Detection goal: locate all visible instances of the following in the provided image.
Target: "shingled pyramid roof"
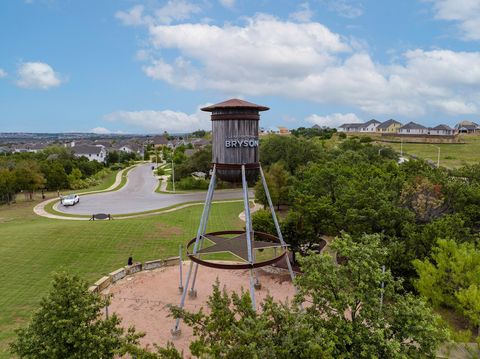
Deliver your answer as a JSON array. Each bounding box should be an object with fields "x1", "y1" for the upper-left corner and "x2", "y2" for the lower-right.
[{"x1": 201, "y1": 98, "x2": 269, "y2": 112}]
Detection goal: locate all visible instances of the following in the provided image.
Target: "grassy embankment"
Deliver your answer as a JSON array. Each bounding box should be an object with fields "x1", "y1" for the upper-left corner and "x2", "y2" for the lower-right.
[
  {"x1": 335, "y1": 133, "x2": 480, "y2": 168},
  {"x1": 0, "y1": 194, "x2": 244, "y2": 358}
]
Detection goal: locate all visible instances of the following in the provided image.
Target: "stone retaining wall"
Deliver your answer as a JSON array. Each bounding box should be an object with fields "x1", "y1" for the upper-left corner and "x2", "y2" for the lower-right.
[{"x1": 89, "y1": 256, "x2": 180, "y2": 294}]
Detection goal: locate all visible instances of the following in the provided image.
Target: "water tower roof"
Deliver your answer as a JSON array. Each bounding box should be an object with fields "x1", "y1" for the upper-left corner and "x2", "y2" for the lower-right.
[{"x1": 201, "y1": 98, "x2": 269, "y2": 112}]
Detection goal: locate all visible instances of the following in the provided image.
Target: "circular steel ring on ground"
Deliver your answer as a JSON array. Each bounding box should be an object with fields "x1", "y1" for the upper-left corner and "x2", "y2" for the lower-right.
[{"x1": 186, "y1": 230, "x2": 287, "y2": 270}]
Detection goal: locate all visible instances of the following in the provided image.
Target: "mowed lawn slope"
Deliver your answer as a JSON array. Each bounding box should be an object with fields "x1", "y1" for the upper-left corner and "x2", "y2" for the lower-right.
[
  {"x1": 380, "y1": 134, "x2": 480, "y2": 168},
  {"x1": 0, "y1": 200, "x2": 244, "y2": 358}
]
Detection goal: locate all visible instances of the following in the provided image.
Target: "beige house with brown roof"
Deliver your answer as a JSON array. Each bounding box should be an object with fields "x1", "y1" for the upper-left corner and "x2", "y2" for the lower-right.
[{"x1": 376, "y1": 119, "x2": 402, "y2": 133}]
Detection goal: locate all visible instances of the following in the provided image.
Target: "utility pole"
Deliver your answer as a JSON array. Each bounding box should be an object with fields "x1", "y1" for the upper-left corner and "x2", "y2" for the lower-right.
[
  {"x1": 400, "y1": 139, "x2": 403, "y2": 156},
  {"x1": 431, "y1": 145, "x2": 440, "y2": 168},
  {"x1": 171, "y1": 147, "x2": 175, "y2": 193}
]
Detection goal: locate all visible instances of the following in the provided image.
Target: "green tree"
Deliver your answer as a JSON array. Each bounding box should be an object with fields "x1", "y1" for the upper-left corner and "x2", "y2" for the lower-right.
[
  {"x1": 67, "y1": 168, "x2": 83, "y2": 189},
  {"x1": 42, "y1": 161, "x2": 69, "y2": 190},
  {"x1": 252, "y1": 209, "x2": 276, "y2": 235},
  {"x1": 260, "y1": 135, "x2": 323, "y2": 173},
  {"x1": 106, "y1": 151, "x2": 120, "y2": 166},
  {"x1": 10, "y1": 272, "x2": 145, "y2": 359},
  {"x1": 414, "y1": 239, "x2": 480, "y2": 332},
  {"x1": 254, "y1": 162, "x2": 291, "y2": 209},
  {"x1": 14, "y1": 161, "x2": 45, "y2": 200},
  {"x1": 297, "y1": 233, "x2": 448, "y2": 358},
  {"x1": 456, "y1": 285, "x2": 480, "y2": 336},
  {"x1": 168, "y1": 234, "x2": 447, "y2": 358},
  {"x1": 0, "y1": 167, "x2": 16, "y2": 204},
  {"x1": 170, "y1": 281, "x2": 336, "y2": 358}
]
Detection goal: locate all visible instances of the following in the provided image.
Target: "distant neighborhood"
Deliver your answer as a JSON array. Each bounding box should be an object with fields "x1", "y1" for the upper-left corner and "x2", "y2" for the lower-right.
[
  {"x1": 337, "y1": 119, "x2": 479, "y2": 136},
  {"x1": 0, "y1": 126, "x2": 294, "y2": 161},
  {"x1": 0, "y1": 135, "x2": 211, "y2": 162}
]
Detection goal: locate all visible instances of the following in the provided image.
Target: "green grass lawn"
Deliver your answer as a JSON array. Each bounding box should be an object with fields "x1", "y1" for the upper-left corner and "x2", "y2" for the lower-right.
[
  {"x1": 0, "y1": 199, "x2": 244, "y2": 358},
  {"x1": 335, "y1": 133, "x2": 480, "y2": 168},
  {"x1": 382, "y1": 134, "x2": 480, "y2": 168}
]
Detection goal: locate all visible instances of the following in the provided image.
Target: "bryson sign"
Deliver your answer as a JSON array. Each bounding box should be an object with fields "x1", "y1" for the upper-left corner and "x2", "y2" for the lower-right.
[{"x1": 225, "y1": 137, "x2": 259, "y2": 148}]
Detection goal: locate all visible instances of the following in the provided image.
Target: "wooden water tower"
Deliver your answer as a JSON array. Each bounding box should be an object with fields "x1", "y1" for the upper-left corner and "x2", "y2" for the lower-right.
[
  {"x1": 172, "y1": 99, "x2": 296, "y2": 337},
  {"x1": 201, "y1": 99, "x2": 269, "y2": 182}
]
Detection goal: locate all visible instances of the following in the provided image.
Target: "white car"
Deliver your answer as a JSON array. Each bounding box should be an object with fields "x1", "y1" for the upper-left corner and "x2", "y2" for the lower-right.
[{"x1": 61, "y1": 194, "x2": 80, "y2": 206}]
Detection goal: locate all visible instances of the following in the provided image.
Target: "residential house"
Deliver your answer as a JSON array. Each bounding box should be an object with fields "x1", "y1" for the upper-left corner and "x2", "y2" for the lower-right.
[
  {"x1": 152, "y1": 135, "x2": 169, "y2": 147},
  {"x1": 359, "y1": 119, "x2": 381, "y2": 132},
  {"x1": 116, "y1": 142, "x2": 144, "y2": 157},
  {"x1": 398, "y1": 122, "x2": 428, "y2": 135},
  {"x1": 72, "y1": 145, "x2": 107, "y2": 163},
  {"x1": 13, "y1": 143, "x2": 47, "y2": 153},
  {"x1": 455, "y1": 121, "x2": 479, "y2": 133},
  {"x1": 376, "y1": 119, "x2": 402, "y2": 133},
  {"x1": 191, "y1": 138, "x2": 210, "y2": 148},
  {"x1": 338, "y1": 123, "x2": 362, "y2": 132},
  {"x1": 0, "y1": 146, "x2": 11, "y2": 154},
  {"x1": 429, "y1": 124, "x2": 455, "y2": 136},
  {"x1": 338, "y1": 120, "x2": 380, "y2": 133}
]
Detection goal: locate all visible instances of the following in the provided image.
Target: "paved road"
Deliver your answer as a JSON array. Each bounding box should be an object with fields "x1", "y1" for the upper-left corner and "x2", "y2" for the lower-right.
[{"x1": 55, "y1": 164, "x2": 246, "y2": 215}]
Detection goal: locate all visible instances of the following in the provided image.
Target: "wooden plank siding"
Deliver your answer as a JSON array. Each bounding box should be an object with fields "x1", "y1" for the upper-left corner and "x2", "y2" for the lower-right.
[{"x1": 212, "y1": 119, "x2": 259, "y2": 182}]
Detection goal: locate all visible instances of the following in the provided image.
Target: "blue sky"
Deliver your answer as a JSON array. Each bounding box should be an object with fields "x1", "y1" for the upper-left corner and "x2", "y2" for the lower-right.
[{"x1": 1, "y1": 0, "x2": 480, "y2": 133}]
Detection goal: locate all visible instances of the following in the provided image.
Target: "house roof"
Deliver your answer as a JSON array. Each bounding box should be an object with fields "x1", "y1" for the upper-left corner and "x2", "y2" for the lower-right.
[
  {"x1": 364, "y1": 119, "x2": 381, "y2": 126},
  {"x1": 152, "y1": 135, "x2": 168, "y2": 145},
  {"x1": 455, "y1": 121, "x2": 479, "y2": 130},
  {"x1": 339, "y1": 123, "x2": 362, "y2": 128},
  {"x1": 201, "y1": 98, "x2": 269, "y2": 112},
  {"x1": 72, "y1": 145, "x2": 104, "y2": 155},
  {"x1": 431, "y1": 124, "x2": 453, "y2": 131},
  {"x1": 399, "y1": 122, "x2": 427, "y2": 130},
  {"x1": 456, "y1": 120, "x2": 479, "y2": 128},
  {"x1": 377, "y1": 119, "x2": 402, "y2": 129}
]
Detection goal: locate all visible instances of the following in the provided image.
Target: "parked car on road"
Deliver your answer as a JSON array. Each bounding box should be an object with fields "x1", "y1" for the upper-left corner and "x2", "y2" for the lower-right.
[{"x1": 61, "y1": 194, "x2": 80, "y2": 206}]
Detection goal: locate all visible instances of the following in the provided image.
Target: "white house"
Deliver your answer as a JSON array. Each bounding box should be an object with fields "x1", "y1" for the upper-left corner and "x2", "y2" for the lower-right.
[
  {"x1": 115, "y1": 143, "x2": 144, "y2": 157},
  {"x1": 359, "y1": 119, "x2": 381, "y2": 132},
  {"x1": 338, "y1": 120, "x2": 380, "y2": 133},
  {"x1": 338, "y1": 123, "x2": 362, "y2": 132},
  {"x1": 398, "y1": 122, "x2": 428, "y2": 135},
  {"x1": 72, "y1": 145, "x2": 107, "y2": 163},
  {"x1": 429, "y1": 124, "x2": 455, "y2": 136},
  {"x1": 455, "y1": 120, "x2": 479, "y2": 133}
]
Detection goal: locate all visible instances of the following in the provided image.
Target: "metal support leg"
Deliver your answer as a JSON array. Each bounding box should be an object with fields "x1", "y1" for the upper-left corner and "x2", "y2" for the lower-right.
[
  {"x1": 242, "y1": 165, "x2": 256, "y2": 310},
  {"x1": 259, "y1": 165, "x2": 297, "y2": 286},
  {"x1": 189, "y1": 169, "x2": 217, "y2": 297},
  {"x1": 172, "y1": 166, "x2": 217, "y2": 336},
  {"x1": 178, "y1": 245, "x2": 183, "y2": 293}
]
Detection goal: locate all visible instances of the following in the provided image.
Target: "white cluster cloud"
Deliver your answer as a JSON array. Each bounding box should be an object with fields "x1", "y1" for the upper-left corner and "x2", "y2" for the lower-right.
[
  {"x1": 328, "y1": 0, "x2": 363, "y2": 19},
  {"x1": 91, "y1": 127, "x2": 112, "y2": 134},
  {"x1": 140, "y1": 15, "x2": 480, "y2": 117},
  {"x1": 115, "y1": 5, "x2": 145, "y2": 26},
  {"x1": 115, "y1": 0, "x2": 201, "y2": 27},
  {"x1": 0, "y1": 69, "x2": 7, "y2": 78},
  {"x1": 16, "y1": 62, "x2": 62, "y2": 89},
  {"x1": 114, "y1": 3, "x2": 480, "y2": 120},
  {"x1": 219, "y1": 0, "x2": 235, "y2": 8},
  {"x1": 289, "y1": 3, "x2": 314, "y2": 23},
  {"x1": 306, "y1": 113, "x2": 362, "y2": 128},
  {"x1": 427, "y1": 0, "x2": 480, "y2": 40},
  {"x1": 103, "y1": 106, "x2": 210, "y2": 133}
]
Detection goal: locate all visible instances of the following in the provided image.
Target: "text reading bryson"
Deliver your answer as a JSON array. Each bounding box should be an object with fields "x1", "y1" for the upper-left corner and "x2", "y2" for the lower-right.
[{"x1": 225, "y1": 137, "x2": 259, "y2": 148}]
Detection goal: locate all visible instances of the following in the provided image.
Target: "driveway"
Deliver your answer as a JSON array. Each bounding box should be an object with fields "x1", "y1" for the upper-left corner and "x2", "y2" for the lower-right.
[{"x1": 55, "y1": 163, "x2": 247, "y2": 215}]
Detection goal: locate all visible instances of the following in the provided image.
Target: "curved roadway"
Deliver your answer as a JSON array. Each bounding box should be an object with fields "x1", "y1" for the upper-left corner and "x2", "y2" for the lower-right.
[{"x1": 55, "y1": 164, "x2": 246, "y2": 215}]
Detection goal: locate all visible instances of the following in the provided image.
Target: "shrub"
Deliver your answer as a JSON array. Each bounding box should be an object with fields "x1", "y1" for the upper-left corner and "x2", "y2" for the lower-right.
[{"x1": 177, "y1": 177, "x2": 210, "y2": 190}]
